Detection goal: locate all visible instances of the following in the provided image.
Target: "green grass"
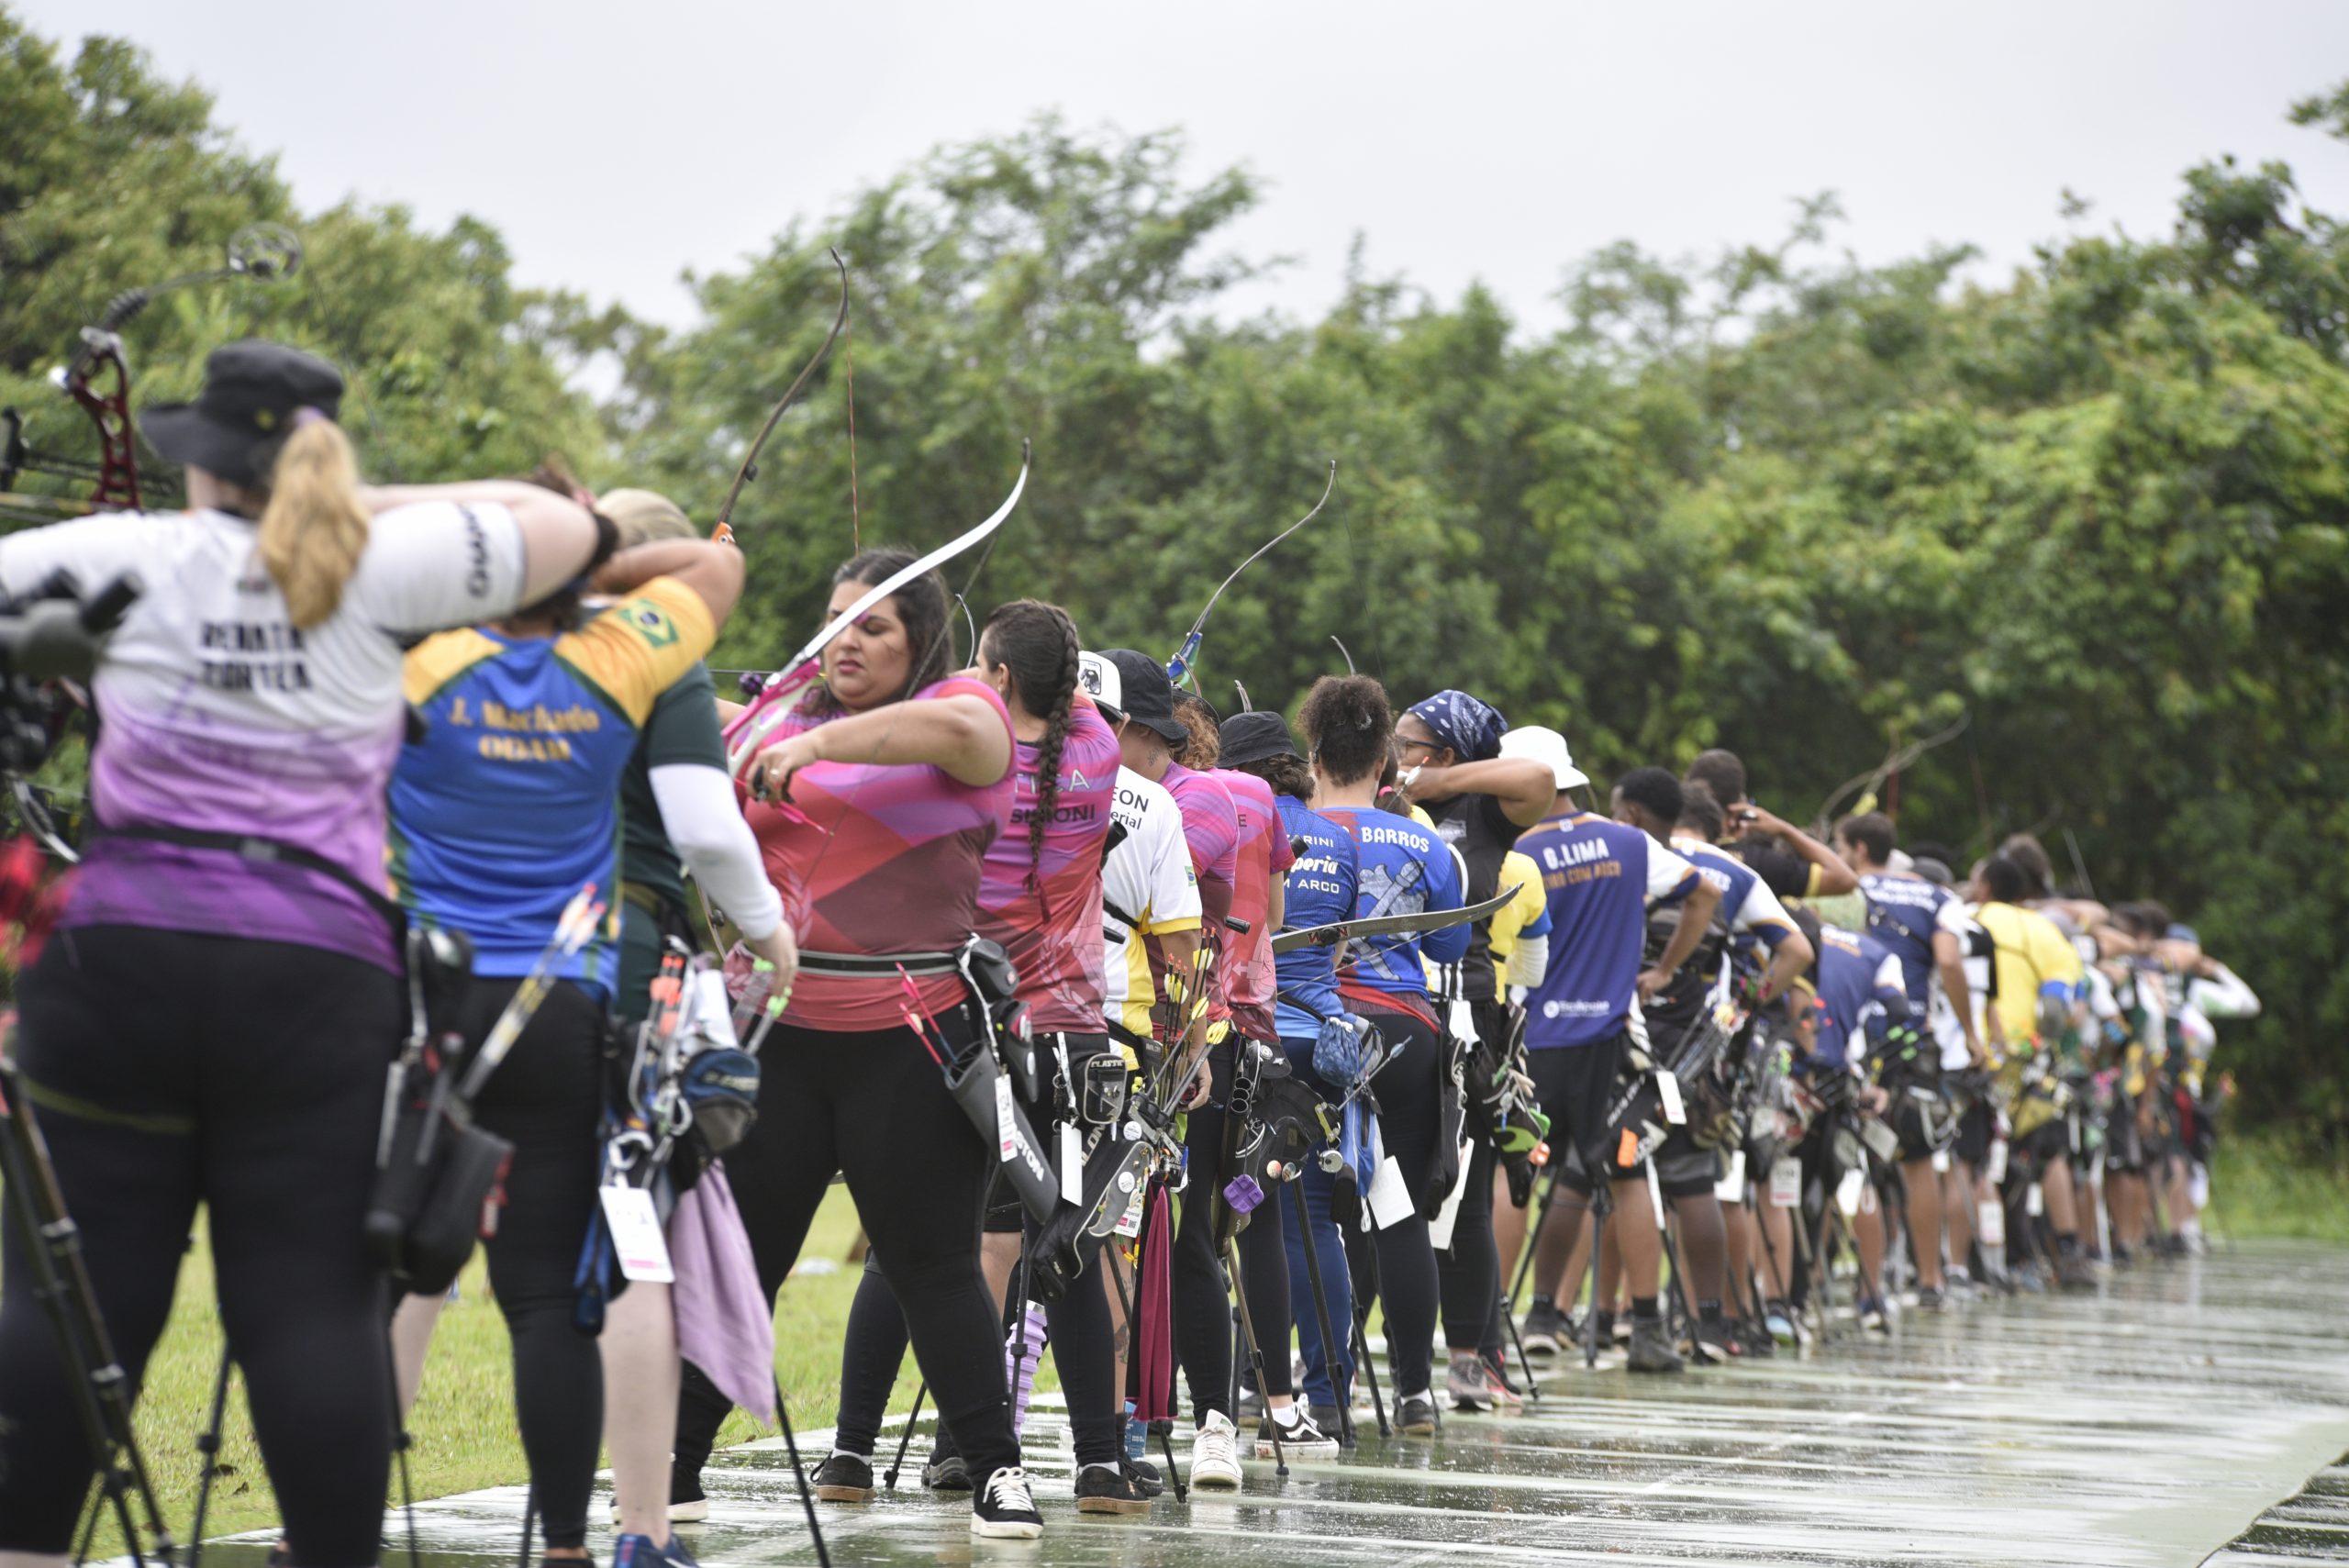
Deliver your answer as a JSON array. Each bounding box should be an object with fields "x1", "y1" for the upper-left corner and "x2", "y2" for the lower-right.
[
  {"x1": 2209, "y1": 1131, "x2": 2349, "y2": 1244},
  {"x1": 87, "y1": 1187, "x2": 948, "y2": 1558}
]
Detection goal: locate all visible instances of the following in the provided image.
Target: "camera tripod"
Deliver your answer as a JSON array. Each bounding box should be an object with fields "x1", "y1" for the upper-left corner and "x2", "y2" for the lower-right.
[{"x1": 0, "y1": 1046, "x2": 177, "y2": 1566}]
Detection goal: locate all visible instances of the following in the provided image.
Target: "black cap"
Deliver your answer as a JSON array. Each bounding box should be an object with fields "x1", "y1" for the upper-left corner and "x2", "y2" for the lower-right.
[
  {"x1": 142, "y1": 339, "x2": 344, "y2": 488},
  {"x1": 1100, "y1": 649, "x2": 1187, "y2": 746},
  {"x1": 1219, "y1": 710, "x2": 1300, "y2": 769}
]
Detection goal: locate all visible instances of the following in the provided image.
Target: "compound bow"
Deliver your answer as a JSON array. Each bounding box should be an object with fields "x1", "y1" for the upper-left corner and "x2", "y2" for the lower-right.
[{"x1": 0, "y1": 223, "x2": 304, "y2": 524}]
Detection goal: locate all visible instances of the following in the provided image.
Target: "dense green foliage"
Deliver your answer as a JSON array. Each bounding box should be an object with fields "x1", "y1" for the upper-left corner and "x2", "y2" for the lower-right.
[{"x1": 4, "y1": 7, "x2": 2345, "y2": 1130}]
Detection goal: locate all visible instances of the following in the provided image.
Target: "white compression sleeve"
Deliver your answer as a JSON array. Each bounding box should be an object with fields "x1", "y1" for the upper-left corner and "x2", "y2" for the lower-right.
[{"x1": 647, "y1": 762, "x2": 785, "y2": 940}]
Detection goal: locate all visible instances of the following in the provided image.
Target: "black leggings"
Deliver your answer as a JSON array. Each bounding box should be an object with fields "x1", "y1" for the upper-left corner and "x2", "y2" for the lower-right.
[
  {"x1": 0, "y1": 927, "x2": 400, "y2": 1564},
  {"x1": 832, "y1": 1035, "x2": 1126, "y2": 1467},
  {"x1": 441, "y1": 977, "x2": 609, "y2": 1551},
  {"x1": 676, "y1": 1017, "x2": 1020, "y2": 1486},
  {"x1": 1172, "y1": 1036, "x2": 1294, "y2": 1421},
  {"x1": 1351, "y1": 997, "x2": 1449, "y2": 1397}
]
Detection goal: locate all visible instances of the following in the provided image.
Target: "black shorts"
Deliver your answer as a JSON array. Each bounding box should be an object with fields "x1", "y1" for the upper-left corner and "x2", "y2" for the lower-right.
[
  {"x1": 1954, "y1": 1098, "x2": 1995, "y2": 1169},
  {"x1": 1890, "y1": 1088, "x2": 1954, "y2": 1162},
  {"x1": 2010, "y1": 1117, "x2": 2072, "y2": 1183},
  {"x1": 1529, "y1": 1032, "x2": 1631, "y2": 1195},
  {"x1": 1648, "y1": 1124, "x2": 1724, "y2": 1199},
  {"x1": 982, "y1": 1029, "x2": 1114, "y2": 1234}
]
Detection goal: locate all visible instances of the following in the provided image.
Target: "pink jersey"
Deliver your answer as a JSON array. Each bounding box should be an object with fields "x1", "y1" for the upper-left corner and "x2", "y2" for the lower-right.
[
  {"x1": 1152, "y1": 762, "x2": 1239, "y2": 1023},
  {"x1": 977, "y1": 701, "x2": 1119, "y2": 1032},
  {"x1": 748, "y1": 676, "x2": 1016, "y2": 1032},
  {"x1": 1210, "y1": 769, "x2": 1295, "y2": 1040}
]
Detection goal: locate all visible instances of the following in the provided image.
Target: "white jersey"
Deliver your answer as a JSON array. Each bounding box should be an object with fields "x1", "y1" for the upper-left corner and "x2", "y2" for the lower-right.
[
  {"x1": 1932, "y1": 906, "x2": 1998, "y2": 1070},
  {"x1": 0, "y1": 502, "x2": 529, "y2": 964},
  {"x1": 1099, "y1": 765, "x2": 1202, "y2": 1037}
]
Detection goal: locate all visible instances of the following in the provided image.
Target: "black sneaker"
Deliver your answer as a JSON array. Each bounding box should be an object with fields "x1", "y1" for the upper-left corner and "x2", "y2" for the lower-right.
[
  {"x1": 1256, "y1": 1406, "x2": 1340, "y2": 1456},
  {"x1": 1736, "y1": 1318, "x2": 1776, "y2": 1359},
  {"x1": 1627, "y1": 1319, "x2": 1685, "y2": 1373},
  {"x1": 970, "y1": 1466, "x2": 1044, "y2": 1540},
  {"x1": 1693, "y1": 1317, "x2": 1742, "y2": 1360},
  {"x1": 1120, "y1": 1456, "x2": 1165, "y2": 1498},
  {"x1": 1396, "y1": 1391, "x2": 1440, "y2": 1435},
  {"x1": 1520, "y1": 1300, "x2": 1564, "y2": 1357},
  {"x1": 1915, "y1": 1284, "x2": 1946, "y2": 1313},
  {"x1": 923, "y1": 1451, "x2": 973, "y2": 1492},
  {"x1": 1308, "y1": 1402, "x2": 1350, "y2": 1445},
  {"x1": 813, "y1": 1451, "x2": 874, "y2": 1504},
  {"x1": 1075, "y1": 1462, "x2": 1152, "y2": 1515}
]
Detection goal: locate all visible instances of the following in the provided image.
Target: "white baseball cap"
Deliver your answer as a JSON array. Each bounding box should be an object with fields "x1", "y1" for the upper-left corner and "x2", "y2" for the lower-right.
[
  {"x1": 1075, "y1": 651, "x2": 1123, "y2": 717},
  {"x1": 1500, "y1": 724, "x2": 1588, "y2": 791}
]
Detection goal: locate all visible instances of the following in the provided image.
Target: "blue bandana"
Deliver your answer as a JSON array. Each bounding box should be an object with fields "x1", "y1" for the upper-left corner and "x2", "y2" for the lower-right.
[{"x1": 1407, "y1": 690, "x2": 1508, "y2": 762}]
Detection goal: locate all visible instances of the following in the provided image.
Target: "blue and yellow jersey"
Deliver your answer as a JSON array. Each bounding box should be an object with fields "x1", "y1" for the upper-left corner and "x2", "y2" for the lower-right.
[{"x1": 389, "y1": 577, "x2": 718, "y2": 995}]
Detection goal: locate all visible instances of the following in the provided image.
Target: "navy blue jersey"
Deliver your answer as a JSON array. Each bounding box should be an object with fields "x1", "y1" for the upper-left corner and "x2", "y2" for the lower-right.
[
  {"x1": 1322, "y1": 805, "x2": 1466, "y2": 1000},
  {"x1": 1519, "y1": 811, "x2": 1702, "y2": 1050},
  {"x1": 1810, "y1": 925, "x2": 1909, "y2": 1070},
  {"x1": 1273, "y1": 795, "x2": 1361, "y2": 1040},
  {"x1": 1857, "y1": 871, "x2": 1965, "y2": 1008}
]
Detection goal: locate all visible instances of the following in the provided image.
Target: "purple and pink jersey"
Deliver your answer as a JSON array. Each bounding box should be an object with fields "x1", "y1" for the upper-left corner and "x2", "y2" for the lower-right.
[
  {"x1": 0, "y1": 502, "x2": 532, "y2": 972},
  {"x1": 1153, "y1": 762, "x2": 1239, "y2": 1019},
  {"x1": 976, "y1": 699, "x2": 1119, "y2": 1033},
  {"x1": 747, "y1": 676, "x2": 1017, "y2": 1033},
  {"x1": 1210, "y1": 768, "x2": 1295, "y2": 1040}
]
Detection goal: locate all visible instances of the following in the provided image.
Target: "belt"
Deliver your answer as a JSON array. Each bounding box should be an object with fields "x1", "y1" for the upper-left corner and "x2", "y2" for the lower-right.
[
  {"x1": 798, "y1": 949, "x2": 962, "y2": 978},
  {"x1": 620, "y1": 881, "x2": 681, "y2": 918}
]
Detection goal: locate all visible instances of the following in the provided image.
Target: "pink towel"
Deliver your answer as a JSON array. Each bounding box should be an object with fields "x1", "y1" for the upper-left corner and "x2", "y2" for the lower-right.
[
  {"x1": 1135, "y1": 1185, "x2": 1176, "y2": 1423},
  {"x1": 670, "y1": 1165, "x2": 775, "y2": 1422}
]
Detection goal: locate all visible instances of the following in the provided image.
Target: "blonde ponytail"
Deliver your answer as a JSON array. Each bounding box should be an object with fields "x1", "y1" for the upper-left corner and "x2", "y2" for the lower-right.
[{"x1": 256, "y1": 417, "x2": 369, "y2": 629}]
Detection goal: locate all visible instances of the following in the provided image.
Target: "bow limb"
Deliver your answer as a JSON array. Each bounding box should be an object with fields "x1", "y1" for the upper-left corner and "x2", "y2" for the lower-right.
[
  {"x1": 709, "y1": 246, "x2": 851, "y2": 546},
  {"x1": 725, "y1": 439, "x2": 1030, "y2": 776},
  {"x1": 1164, "y1": 458, "x2": 1337, "y2": 689}
]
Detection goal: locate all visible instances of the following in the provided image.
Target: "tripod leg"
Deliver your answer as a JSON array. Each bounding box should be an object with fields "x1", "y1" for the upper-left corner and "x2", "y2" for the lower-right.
[
  {"x1": 883, "y1": 1381, "x2": 928, "y2": 1490},
  {"x1": 1284, "y1": 1180, "x2": 1355, "y2": 1447},
  {"x1": 1504, "y1": 1167, "x2": 1558, "y2": 1319},
  {"x1": 1647, "y1": 1165, "x2": 1712, "y2": 1364},
  {"x1": 1351, "y1": 1305, "x2": 1390, "y2": 1436},
  {"x1": 1583, "y1": 1183, "x2": 1609, "y2": 1370},
  {"x1": 1223, "y1": 1238, "x2": 1286, "y2": 1477},
  {"x1": 774, "y1": 1377, "x2": 833, "y2": 1568},
  {"x1": 187, "y1": 1343, "x2": 233, "y2": 1568},
  {"x1": 0, "y1": 1066, "x2": 173, "y2": 1568}
]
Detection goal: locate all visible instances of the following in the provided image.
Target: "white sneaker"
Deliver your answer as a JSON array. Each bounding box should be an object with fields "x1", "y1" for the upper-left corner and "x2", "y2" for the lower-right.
[
  {"x1": 970, "y1": 1466, "x2": 1045, "y2": 1540},
  {"x1": 1189, "y1": 1410, "x2": 1242, "y2": 1490}
]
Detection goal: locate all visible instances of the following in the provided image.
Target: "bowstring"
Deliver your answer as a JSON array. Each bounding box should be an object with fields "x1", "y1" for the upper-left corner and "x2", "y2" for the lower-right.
[{"x1": 844, "y1": 300, "x2": 862, "y2": 553}]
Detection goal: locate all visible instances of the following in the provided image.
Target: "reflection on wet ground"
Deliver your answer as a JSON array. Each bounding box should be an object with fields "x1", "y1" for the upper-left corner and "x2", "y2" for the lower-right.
[{"x1": 200, "y1": 1240, "x2": 2349, "y2": 1567}]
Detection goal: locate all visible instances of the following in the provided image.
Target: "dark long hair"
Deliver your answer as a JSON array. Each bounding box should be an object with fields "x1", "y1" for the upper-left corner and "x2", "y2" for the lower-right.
[
  {"x1": 798, "y1": 547, "x2": 954, "y2": 717},
  {"x1": 1298, "y1": 673, "x2": 1394, "y2": 787},
  {"x1": 1229, "y1": 752, "x2": 1315, "y2": 802},
  {"x1": 979, "y1": 598, "x2": 1082, "y2": 895}
]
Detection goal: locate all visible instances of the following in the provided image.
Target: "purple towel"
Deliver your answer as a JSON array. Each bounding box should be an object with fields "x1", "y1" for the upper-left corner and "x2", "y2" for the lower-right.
[
  {"x1": 1135, "y1": 1186, "x2": 1176, "y2": 1423},
  {"x1": 671, "y1": 1165, "x2": 775, "y2": 1422}
]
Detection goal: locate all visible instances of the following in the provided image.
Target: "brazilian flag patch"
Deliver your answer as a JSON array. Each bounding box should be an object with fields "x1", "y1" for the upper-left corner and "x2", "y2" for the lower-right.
[{"x1": 630, "y1": 602, "x2": 680, "y2": 650}]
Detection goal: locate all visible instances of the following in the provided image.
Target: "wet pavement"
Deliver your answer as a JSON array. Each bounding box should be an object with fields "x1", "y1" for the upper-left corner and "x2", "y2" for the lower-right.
[{"x1": 199, "y1": 1240, "x2": 2349, "y2": 1567}]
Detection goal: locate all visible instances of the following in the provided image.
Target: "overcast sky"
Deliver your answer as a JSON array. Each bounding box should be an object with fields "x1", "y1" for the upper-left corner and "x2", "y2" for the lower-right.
[{"x1": 25, "y1": 0, "x2": 2349, "y2": 337}]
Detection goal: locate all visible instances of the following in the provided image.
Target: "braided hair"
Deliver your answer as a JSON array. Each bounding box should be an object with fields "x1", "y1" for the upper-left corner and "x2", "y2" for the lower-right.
[{"x1": 978, "y1": 598, "x2": 1083, "y2": 897}]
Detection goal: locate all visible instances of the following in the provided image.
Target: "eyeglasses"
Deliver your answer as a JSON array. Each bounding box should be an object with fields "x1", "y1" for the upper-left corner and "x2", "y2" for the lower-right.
[{"x1": 1397, "y1": 738, "x2": 1439, "y2": 756}]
